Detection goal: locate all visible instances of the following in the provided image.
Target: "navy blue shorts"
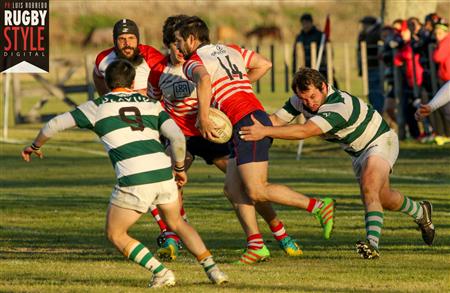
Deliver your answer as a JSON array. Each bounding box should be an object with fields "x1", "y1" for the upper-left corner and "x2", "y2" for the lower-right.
[
  {"x1": 229, "y1": 110, "x2": 273, "y2": 165},
  {"x1": 187, "y1": 136, "x2": 230, "y2": 165}
]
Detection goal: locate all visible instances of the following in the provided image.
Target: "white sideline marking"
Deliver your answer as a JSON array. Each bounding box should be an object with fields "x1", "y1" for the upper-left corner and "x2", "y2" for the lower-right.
[
  {"x1": 3, "y1": 138, "x2": 443, "y2": 183},
  {"x1": 1, "y1": 138, "x2": 107, "y2": 157}
]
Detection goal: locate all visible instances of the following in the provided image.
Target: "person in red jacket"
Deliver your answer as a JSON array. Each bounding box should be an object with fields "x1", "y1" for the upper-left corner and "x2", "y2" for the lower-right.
[
  {"x1": 394, "y1": 21, "x2": 421, "y2": 139},
  {"x1": 433, "y1": 21, "x2": 450, "y2": 83}
]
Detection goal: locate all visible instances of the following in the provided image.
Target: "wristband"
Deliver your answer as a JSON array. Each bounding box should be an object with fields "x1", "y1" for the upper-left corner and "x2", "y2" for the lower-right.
[
  {"x1": 31, "y1": 143, "x2": 40, "y2": 150},
  {"x1": 174, "y1": 165, "x2": 185, "y2": 172}
]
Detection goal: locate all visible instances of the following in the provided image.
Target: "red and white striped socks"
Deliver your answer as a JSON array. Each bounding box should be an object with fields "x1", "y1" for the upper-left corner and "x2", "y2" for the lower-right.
[
  {"x1": 247, "y1": 233, "x2": 264, "y2": 250},
  {"x1": 270, "y1": 221, "x2": 288, "y2": 241}
]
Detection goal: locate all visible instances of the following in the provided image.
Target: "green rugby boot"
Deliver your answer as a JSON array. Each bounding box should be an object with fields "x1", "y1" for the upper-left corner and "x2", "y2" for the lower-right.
[
  {"x1": 235, "y1": 245, "x2": 270, "y2": 265},
  {"x1": 313, "y1": 198, "x2": 335, "y2": 240},
  {"x1": 278, "y1": 236, "x2": 303, "y2": 256}
]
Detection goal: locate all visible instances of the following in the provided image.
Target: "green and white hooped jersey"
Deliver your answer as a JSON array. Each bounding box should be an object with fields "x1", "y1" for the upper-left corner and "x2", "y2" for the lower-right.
[
  {"x1": 70, "y1": 91, "x2": 173, "y2": 187},
  {"x1": 275, "y1": 86, "x2": 390, "y2": 157}
]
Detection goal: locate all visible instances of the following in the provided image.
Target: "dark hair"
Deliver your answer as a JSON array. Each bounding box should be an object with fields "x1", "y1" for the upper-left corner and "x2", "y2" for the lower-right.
[
  {"x1": 105, "y1": 60, "x2": 136, "y2": 89},
  {"x1": 163, "y1": 15, "x2": 189, "y2": 47},
  {"x1": 392, "y1": 19, "x2": 404, "y2": 26},
  {"x1": 174, "y1": 16, "x2": 210, "y2": 43},
  {"x1": 300, "y1": 13, "x2": 313, "y2": 22},
  {"x1": 291, "y1": 68, "x2": 326, "y2": 93}
]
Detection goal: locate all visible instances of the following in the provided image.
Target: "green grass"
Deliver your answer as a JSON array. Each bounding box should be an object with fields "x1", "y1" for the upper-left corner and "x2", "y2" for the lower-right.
[{"x1": 1, "y1": 129, "x2": 450, "y2": 292}]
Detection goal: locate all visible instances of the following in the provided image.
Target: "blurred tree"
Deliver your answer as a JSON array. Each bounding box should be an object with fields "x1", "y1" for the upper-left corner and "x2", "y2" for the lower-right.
[{"x1": 383, "y1": 0, "x2": 438, "y2": 24}]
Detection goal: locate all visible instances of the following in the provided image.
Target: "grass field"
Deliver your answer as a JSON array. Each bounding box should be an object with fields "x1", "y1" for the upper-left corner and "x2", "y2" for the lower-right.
[{"x1": 1, "y1": 126, "x2": 450, "y2": 292}]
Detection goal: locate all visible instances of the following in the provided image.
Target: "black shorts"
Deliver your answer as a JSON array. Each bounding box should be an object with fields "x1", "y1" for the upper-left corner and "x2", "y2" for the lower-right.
[
  {"x1": 229, "y1": 110, "x2": 273, "y2": 165},
  {"x1": 187, "y1": 136, "x2": 230, "y2": 165}
]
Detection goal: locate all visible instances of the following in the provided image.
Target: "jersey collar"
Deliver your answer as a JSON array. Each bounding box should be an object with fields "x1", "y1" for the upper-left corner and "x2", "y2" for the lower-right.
[{"x1": 111, "y1": 87, "x2": 135, "y2": 93}]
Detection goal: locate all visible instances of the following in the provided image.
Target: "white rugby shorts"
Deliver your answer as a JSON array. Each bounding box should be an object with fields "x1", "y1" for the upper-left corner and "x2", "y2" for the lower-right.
[
  {"x1": 110, "y1": 178, "x2": 178, "y2": 213},
  {"x1": 351, "y1": 130, "x2": 399, "y2": 180}
]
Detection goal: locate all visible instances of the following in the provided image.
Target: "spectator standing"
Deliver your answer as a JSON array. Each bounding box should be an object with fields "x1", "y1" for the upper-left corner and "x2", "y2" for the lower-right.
[
  {"x1": 357, "y1": 16, "x2": 384, "y2": 113},
  {"x1": 433, "y1": 21, "x2": 450, "y2": 83},
  {"x1": 293, "y1": 13, "x2": 338, "y2": 88},
  {"x1": 394, "y1": 21, "x2": 422, "y2": 139}
]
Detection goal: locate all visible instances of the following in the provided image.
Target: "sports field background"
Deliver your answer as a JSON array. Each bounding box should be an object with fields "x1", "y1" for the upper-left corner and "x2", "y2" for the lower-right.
[{"x1": 1, "y1": 125, "x2": 450, "y2": 292}]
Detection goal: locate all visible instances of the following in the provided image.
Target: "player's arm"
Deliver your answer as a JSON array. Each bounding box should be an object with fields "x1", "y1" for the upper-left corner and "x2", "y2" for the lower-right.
[
  {"x1": 21, "y1": 112, "x2": 77, "y2": 162},
  {"x1": 246, "y1": 52, "x2": 272, "y2": 83},
  {"x1": 192, "y1": 65, "x2": 219, "y2": 140},
  {"x1": 415, "y1": 81, "x2": 450, "y2": 120},
  {"x1": 160, "y1": 118, "x2": 188, "y2": 187},
  {"x1": 93, "y1": 71, "x2": 109, "y2": 96},
  {"x1": 269, "y1": 113, "x2": 289, "y2": 127},
  {"x1": 239, "y1": 115, "x2": 323, "y2": 141}
]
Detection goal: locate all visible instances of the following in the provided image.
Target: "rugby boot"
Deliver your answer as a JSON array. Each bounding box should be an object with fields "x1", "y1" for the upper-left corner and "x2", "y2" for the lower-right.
[
  {"x1": 206, "y1": 266, "x2": 229, "y2": 285},
  {"x1": 235, "y1": 244, "x2": 270, "y2": 264},
  {"x1": 149, "y1": 269, "x2": 176, "y2": 288},
  {"x1": 278, "y1": 236, "x2": 303, "y2": 256},
  {"x1": 156, "y1": 231, "x2": 166, "y2": 248},
  {"x1": 313, "y1": 198, "x2": 335, "y2": 239},
  {"x1": 356, "y1": 240, "x2": 380, "y2": 260},
  {"x1": 414, "y1": 201, "x2": 435, "y2": 246},
  {"x1": 157, "y1": 238, "x2": 179, "y2": 261}
]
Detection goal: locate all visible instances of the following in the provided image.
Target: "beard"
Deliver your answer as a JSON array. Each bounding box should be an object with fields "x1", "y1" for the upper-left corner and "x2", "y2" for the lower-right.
[{"x1": 115, "y1": 46, "x2": 144, "y2": 66}]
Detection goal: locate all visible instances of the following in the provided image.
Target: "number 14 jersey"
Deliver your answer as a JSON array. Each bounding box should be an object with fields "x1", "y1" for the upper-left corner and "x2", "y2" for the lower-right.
[{"x1": 183, "y1": 44, "x2": 265, "y2": 125}]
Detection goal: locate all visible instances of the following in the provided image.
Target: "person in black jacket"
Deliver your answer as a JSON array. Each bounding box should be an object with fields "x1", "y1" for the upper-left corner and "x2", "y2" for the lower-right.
[
  {"x1": 357, "y1": 16, "x2": 384, "y2": 113},
  {"x1": 293, "y1": 13, "x2": 337, "y2": 88}
]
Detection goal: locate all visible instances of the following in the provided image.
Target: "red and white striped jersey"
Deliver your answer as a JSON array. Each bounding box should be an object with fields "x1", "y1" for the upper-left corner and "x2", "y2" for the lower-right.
[
  {"x1": 183, "y1": 44, "x2": 264, "y2": 125},
  {"x1": 94, "y1": 44, "x2": 164, "y2": 91},
  {"x1": 148, "y1": 57, "x2": 200, "y2": 136}
]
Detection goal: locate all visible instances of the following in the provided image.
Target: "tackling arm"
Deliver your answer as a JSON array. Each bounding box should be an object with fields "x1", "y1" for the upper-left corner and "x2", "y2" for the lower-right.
[{"x1": 239, "y1": 115, "x2": 323, "y2": 141}]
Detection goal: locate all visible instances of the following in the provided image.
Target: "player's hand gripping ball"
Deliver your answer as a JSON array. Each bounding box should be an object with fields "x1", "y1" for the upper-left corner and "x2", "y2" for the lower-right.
[{"x1": 207, "y1": 108, "x2": 232, "y2": 144}]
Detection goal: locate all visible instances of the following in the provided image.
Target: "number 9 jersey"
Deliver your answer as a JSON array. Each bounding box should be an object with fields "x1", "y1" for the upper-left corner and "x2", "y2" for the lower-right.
[{"x1": 183, "y1": 44, "x2": 265, "y2": 125}]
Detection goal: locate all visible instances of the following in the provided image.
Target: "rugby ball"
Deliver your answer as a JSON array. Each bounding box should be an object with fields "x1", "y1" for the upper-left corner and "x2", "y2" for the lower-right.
[{"x1": 208, "y1": 108, "x2": 232, "y2": 144}]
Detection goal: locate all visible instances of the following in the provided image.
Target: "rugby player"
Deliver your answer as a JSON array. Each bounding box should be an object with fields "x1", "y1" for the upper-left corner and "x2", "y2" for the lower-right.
[
  {"x1": 240, "y1": 67, "x2": 435, "y2": 259},
  {"x1": 173, "y1": 16, "x2": 336, "y2": 263},
  {"x1": 21, "y1": 60, "x2": 228, "y2": 287},
  {"x1": 148, "y1": 15, "x2": 303, "y2": 263}
]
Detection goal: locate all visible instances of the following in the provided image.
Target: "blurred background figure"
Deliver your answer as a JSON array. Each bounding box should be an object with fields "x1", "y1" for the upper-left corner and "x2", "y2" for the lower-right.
[
  {"x1": 380, "y1": 24, "x2": 401, "y2": 124},
  {"x1": 433, "y1": 20, "x2": 450, "y2": 84},
  {"x1": 293, "y1": 13, "x2": 338, "y2": 88},
  {"x1": 293, "y1": 13, "x2": 322, "y2": 72},
  {"x1": 431, "y1": 19, "x2": 450, "y2": 139},
  {"x1": 394, "y1": 20, "x2": 422, "y2": 139},
  {"x1": 357, "y1": 16, "x2": 383, "y2": 113}
]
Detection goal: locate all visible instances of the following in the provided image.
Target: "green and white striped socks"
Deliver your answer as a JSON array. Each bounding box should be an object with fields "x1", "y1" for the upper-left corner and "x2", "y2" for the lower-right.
[
  {"x1": 399, "y1": 196, "x2": 423, "y2": 220},
  {"x1": 197, "y1": 250, "x2": 217, "y2": 273},
  {"x1": 125, "y1": 241, "x2": 165, "y2": 274},
  {"x1": 365, "y1": 211, "x2": 384, "y2": 249}
]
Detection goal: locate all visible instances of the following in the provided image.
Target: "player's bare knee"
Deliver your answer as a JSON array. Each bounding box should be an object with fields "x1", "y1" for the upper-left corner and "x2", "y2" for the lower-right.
[
  {"x1": 362, "y1": 191, "x2": 381, "y2": 206},
  {"x1": 106, "y1": 228, "x2": 123, "y2": 246},
  {"x1": 245, "y1": 185, "x2": 269, "y2": 202}
]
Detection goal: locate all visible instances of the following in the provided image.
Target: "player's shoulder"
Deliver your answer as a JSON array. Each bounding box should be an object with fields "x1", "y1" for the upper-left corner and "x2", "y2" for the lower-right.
[
  {"x1": 95, "y1": 47, "x2": 115, "y2": 64},
  {"x1": 138, "y1": 44, "x2": 165, "y2": 66},
  {"x1": 148, "y1": 56, "x2": 169, "y2": 86},
  {"x1": 226, "y1": 43, "x2": 242, "y2": 53}
]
